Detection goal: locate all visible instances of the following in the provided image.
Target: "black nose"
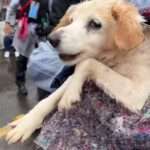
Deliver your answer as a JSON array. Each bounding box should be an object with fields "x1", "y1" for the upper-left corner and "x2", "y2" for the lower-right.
[{"x1": 48, "y1": 33, "x2": 60, "y2": 48}]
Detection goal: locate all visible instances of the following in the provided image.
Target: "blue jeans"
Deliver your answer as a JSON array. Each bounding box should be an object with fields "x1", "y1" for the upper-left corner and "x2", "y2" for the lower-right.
[
  {"x1": 38, "y1": 66, "x2": 75, "y2": 100},
  {"x1": 3, "y1": 35, "x2": 15, "y2": 52},
  {"x1": 27, "y1": 41, "x2": 75, "y2": 99},
  {"x1": 51, "y1": 66, "x2": 75, "y2": 90}
]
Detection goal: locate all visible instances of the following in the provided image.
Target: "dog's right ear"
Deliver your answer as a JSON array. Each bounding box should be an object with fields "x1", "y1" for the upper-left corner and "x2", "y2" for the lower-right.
[
  {"x1": 112, "y1": 2, "x2": 144, "y2": 50},
  {"x1": 53, "y1": 5, "x2": 77, "y2": 31}
]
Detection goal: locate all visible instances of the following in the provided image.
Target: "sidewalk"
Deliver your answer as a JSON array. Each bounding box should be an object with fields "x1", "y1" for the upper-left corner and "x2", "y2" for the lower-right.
[{"x1": 0, "y1": 52, "x2": 37, "y2": 149}]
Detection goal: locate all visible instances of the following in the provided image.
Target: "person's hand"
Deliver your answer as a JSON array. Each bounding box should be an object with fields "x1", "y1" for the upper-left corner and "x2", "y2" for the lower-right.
[{"x1": 4, "y1": 23, "x2": 13, "y2": 35}]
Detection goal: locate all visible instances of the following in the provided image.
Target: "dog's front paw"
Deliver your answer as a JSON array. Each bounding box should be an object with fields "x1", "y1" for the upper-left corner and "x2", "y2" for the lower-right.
[
  {"x1": 58, "y1": 85, "x2": 81, "y2": 111},
  {"x1": 6, "y1": 113, "x2": 43, "y2": 144}
]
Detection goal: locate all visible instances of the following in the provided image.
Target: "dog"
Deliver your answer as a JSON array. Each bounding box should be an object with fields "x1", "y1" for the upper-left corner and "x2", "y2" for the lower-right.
[{"x1": 4, "y1": 0, "x2": 150, "y2": 144}]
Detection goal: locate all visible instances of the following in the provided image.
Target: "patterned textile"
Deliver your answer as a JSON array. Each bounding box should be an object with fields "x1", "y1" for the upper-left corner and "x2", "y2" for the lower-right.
[{"x1": 34, "y1": 81, "x2": 150, "y2": 150}]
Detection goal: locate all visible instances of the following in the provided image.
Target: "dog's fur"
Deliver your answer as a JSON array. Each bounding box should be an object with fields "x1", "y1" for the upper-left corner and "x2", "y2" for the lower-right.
[{"x1": 5, "y1": 0, "x2": 150, "y2": 144}]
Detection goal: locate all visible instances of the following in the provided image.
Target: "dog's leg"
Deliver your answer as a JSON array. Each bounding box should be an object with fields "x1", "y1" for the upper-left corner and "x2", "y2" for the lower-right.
[
  {"x1": 59, "y1": 59, "x2": 148, "y2": 112},
  {"x1": 6, "y1": 77, "x2": 72, "y2": 144},
  {"x1": 58, "y1": 63, "x2": 90, "y2": 110}
]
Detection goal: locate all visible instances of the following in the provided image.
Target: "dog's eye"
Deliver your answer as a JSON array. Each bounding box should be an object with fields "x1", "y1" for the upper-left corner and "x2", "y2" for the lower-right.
[{"x1": 87, "y1": 19, "x2": 102, "y2": 30}]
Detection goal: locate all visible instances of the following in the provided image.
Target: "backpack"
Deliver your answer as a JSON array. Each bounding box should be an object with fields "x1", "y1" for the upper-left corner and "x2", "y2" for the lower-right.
[
  {"x1": 36, "y1": 0, "x2": 50, "y2": 35},
  {"x1": 16, "y1": 0, "x2": 32, "y2": 19},
  {"x1": 16, "y1": 0, "x2": 50, "y2": 36}
]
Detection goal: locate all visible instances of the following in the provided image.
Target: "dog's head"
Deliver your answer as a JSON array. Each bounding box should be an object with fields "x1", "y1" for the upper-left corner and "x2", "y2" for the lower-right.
[{"x1": 49, "y1": 0, "x2": 144, "y2": 65}]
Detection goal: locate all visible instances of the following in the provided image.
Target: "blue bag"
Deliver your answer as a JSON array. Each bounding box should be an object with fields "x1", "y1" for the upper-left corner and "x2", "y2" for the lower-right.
[{"x1": 27, "y1": 41, "x2": 64, "y2": 92}]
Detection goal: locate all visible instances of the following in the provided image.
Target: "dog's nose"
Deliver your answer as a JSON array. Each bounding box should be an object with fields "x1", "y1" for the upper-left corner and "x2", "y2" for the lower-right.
[{"x1": 48, "y1": 32, "x2": 61, "y2": 48}]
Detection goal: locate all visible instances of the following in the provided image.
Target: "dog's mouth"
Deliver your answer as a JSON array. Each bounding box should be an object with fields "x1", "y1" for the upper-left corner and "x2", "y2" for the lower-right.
[{"x1": 59, "y1": 53, "x2": 81, "y2": 61}]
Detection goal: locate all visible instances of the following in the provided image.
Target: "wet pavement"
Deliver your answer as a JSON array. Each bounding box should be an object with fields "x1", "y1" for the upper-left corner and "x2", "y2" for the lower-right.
[{"x1": 0, "y1": 51, "x2": 38, "y2": 150}]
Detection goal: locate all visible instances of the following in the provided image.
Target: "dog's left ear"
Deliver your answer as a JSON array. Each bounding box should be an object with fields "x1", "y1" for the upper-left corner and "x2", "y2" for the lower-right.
[{"x1": 112, "y1": 2, "x2": 144, "y2": 50}]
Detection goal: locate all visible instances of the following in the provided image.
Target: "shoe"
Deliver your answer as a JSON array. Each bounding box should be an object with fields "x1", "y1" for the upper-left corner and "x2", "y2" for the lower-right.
[
  {"x1": 17, "y1": 84, "x2": 28, "y2": 96},
  {"x1": 4, "y1": 51, "x2": 10, "y2": 58},
  {"x1": 15, "y1": 51, "x2": 19, "y2": 57}
]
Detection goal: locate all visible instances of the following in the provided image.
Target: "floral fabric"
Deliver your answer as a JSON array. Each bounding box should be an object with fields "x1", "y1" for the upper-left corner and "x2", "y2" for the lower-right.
[{"x1": 34, "y1": 81, "x2": 150, "y2": 150}]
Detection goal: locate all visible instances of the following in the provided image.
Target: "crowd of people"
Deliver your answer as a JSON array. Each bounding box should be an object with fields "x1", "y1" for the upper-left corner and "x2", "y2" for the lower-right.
[
  {"x1": 3, "y1": 0, "x2": 81, "y2": 99},
  {"x1": 2, "y1": 0, "x2": 150, "y2": 101},
  {"x1": 1, "y1": 0, "x2": 150, "y2": 149}
]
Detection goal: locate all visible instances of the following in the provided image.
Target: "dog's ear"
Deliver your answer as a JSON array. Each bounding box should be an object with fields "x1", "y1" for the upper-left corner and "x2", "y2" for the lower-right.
[
  {"x1": 54, "y1": 5, "x2": 77, "y2": 31},
  {"x1": 112, "y1": 2, "x2": 144, "y2": 50}
]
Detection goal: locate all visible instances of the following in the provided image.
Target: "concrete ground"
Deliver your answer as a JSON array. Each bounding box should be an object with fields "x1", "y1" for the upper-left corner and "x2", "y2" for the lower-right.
[{"x1": 0, "y1": 51, "x2": 38, "y2": 150}]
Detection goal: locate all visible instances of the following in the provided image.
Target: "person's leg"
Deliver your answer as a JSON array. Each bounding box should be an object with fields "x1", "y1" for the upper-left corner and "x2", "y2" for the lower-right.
[
  {"x1": 37, "y1": 88, "x2": 51, "y2": 100},
  {"x1": 50, "y1": 66, "x2": 75, "y2": 90},
  {"x1": 16, "y1": 55, "x2": 28, "y2": 95},
  {"x1": 3, "y1": 35, "x2": 12, "y2": 58},
  {"x1": 36, "y1": 66, "x2": 74, "y2": 101},
  {"x1": 3, "y1": 35, "x2": 19, "y2": 57},
  {"x1": 37, "y1": 66, "x2": 75, "y2": 101},
  {"x1": 3, "y1": 35, "x2": 17, "y2": 58}
]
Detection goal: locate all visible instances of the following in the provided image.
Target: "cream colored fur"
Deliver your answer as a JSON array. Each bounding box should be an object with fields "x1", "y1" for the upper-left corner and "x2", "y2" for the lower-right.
[{"x1": 5, "y1": 0, "x2": 150, "y2": 144}]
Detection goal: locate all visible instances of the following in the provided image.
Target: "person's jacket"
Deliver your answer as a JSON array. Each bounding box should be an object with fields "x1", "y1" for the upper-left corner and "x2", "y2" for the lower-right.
[
  {"x1": 5, "y1": 0, "x2": 81, "y2": 34},
  {"x1": 48, "y1": 0, "x2": 81, "y2": 33}
]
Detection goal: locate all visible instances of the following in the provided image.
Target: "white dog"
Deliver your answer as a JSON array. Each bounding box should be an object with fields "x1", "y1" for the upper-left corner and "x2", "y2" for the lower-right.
[{"x1": 5, "y1": 0, "x2": 150, "y2": 144}]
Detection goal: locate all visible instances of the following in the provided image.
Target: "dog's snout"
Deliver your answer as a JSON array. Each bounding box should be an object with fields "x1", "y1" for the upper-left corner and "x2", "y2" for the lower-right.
[{"x1": 49, "y1": 32, "x2": 62, "y2": 48}]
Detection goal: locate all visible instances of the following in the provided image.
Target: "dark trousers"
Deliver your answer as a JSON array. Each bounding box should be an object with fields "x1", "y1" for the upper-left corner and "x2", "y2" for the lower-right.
[
  {"x1": 3, "y1": 35, "x2": 15, "y2": 52},
  {"x1": 38, "y1": 88, "x2": 51, "y2": 100},
  {"x1": 16, "y1": 55, "x2": 28, "y2": 86},
  {"x1": 50, "y1": 66, "x2": 75, "y2": 89},
  {"x1": 38, "y1": 66, "x2": 75, "y2": 100}
]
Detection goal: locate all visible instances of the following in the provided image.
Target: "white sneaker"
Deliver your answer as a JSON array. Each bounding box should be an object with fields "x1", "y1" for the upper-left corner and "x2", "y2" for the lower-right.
[
  {"x1": 15, "y1": 51, "x2": 19, "y2": 57},
  {"x1": 4, "y1": 51, "x2": 10, "y2": 58}
]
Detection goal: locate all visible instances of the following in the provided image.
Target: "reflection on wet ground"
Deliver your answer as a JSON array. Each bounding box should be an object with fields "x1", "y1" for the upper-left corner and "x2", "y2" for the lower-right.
[{"x1": 0, "y1": 51, "x2": 37, "y2": 150}]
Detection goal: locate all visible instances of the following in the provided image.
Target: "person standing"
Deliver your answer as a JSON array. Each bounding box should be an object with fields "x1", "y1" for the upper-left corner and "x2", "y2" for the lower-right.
[
  {"x1": 27, "y1": 0, "x2": 82, "y2": 100},
  {"x1": 4, "y1": 0, "x2": 51, "y2": 95},
  {"x1": 3, "y1": 25, "x2": 19, "y2": 58}
]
